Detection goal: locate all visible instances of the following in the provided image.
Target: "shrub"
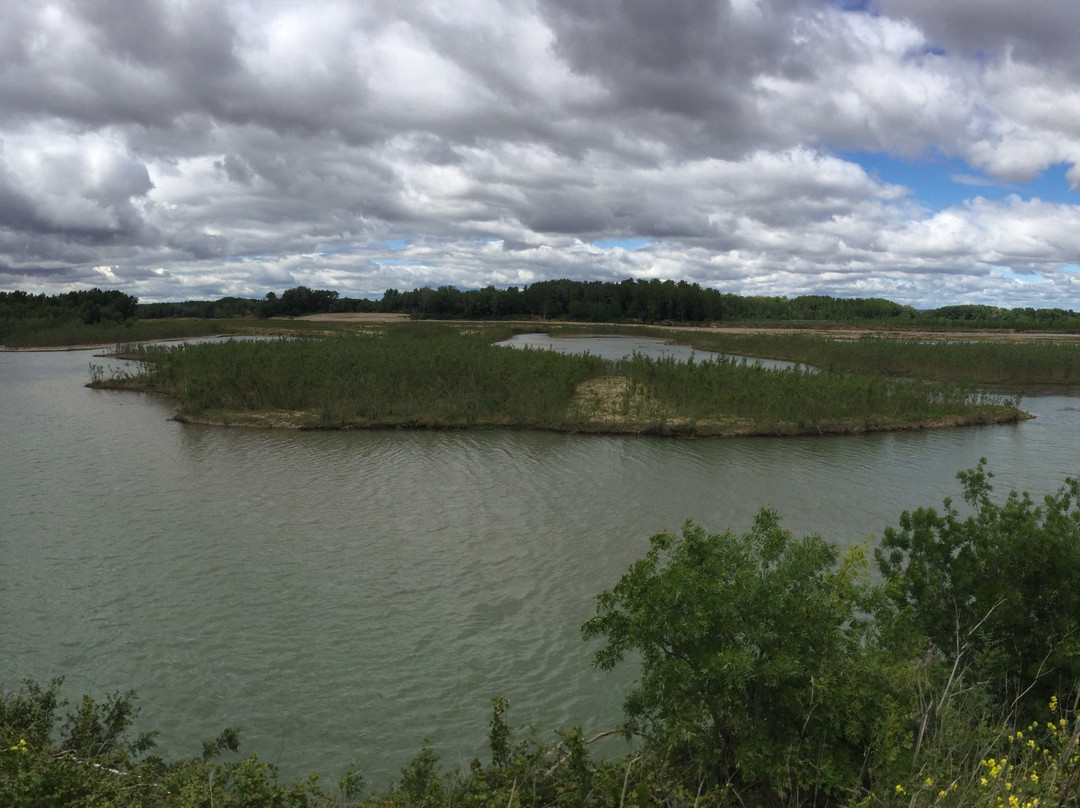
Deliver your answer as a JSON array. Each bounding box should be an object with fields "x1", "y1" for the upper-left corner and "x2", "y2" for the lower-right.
[
  {"x1": 876, "y1": 462, "x2": 1080, "y2": 715},
  {"x1": 583, "y1": 513, "x2": 916, "y2": 807}
]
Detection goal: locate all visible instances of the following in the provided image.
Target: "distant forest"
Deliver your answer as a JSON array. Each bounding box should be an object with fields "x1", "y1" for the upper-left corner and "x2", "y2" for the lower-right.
[
  {"x1": 5, "y1": 278, "x2": 1080, "y2": 333},
  {"x1": 136, "y1": 278, "x2": 1080, "y2": 330}
]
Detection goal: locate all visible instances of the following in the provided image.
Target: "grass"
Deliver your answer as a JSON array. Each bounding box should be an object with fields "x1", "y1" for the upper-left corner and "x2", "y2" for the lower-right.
[
  {"x1": 620, "y1": 328, "x2": 1080, "y2": 387},
  {"x1": 88, "y1": 322, "x2": 1025, "y2": 437}
]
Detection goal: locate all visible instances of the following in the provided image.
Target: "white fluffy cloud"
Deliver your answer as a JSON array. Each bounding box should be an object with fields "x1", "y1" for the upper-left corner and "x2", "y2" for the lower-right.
[{"x1": 1, "y1": 0, "x2": 1079, "y2": 308}]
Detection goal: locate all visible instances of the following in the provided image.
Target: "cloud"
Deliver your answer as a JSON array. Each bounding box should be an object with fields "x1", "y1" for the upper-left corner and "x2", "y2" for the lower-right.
[{"x1": 1, "y1": 0, "x2": 1080, "y2": 309}]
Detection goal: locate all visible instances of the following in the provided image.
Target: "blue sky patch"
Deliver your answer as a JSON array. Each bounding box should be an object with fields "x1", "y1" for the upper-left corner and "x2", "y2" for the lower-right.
[{"x1": 843, "y1": 151, "x2": 1077, "y2": 212}]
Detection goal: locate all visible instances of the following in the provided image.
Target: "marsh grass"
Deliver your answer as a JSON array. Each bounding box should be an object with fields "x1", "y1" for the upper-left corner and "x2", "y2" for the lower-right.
[
  {"x1": 612, "y1": 353, "x2": 1018, "y2": 434},
  {"x1": 632, "y1": 329, "x2": 1080, "y2": 386},
  {"x1": 90, "y1": 323, "x2": 1022, "y2": 435}
]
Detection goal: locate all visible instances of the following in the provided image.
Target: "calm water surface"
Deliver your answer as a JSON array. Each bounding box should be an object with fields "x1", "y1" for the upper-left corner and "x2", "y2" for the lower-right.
[
  {"x1": 2, "y1": 342, "x2": 1079, "y2": 786},
  {"x1": 497, "y1": 332, "x2": 806, "y2": 370}
]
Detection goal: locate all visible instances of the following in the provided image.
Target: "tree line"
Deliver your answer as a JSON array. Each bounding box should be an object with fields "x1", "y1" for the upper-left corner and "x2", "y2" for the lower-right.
[
  {"x1": 0, "y1": 289, "x2": 138, "y2": 331},
  {"x1": 135, "y1": 279, "x2": 1080, "y2": 330},
  {"x1": 6, "y1": 280, "x2": 1080, "y2": 346}
]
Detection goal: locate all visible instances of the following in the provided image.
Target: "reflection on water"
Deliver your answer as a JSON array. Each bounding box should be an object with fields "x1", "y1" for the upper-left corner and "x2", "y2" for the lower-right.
[{"x1": 1, "y1": 348, "x2": 1078, "y2": 785}]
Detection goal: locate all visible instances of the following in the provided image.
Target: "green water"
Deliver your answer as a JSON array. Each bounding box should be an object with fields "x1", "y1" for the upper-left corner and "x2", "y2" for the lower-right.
[{"x1": 2, "y1": 345, "x2": 1077, "y2": 786}]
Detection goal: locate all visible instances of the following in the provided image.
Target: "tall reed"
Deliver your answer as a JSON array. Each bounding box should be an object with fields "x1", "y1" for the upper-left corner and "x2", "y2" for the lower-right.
[{"x1": 93, "y1": 324, "x2": 1021, "y2": 435}]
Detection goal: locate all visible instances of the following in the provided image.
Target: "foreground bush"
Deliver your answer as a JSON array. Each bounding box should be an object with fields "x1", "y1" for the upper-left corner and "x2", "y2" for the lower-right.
[
  {"x1": 876, "y1": 461, "x2": 1080, "y2": 715},
  {"x1": 582, "y1": 513, "x2": 917, "y2": 805}
]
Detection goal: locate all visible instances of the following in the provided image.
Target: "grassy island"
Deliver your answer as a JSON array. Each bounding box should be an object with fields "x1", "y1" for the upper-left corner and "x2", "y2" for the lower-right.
[{"x1": 88, "y1": 321, "x2": 1027, "y2": 436}]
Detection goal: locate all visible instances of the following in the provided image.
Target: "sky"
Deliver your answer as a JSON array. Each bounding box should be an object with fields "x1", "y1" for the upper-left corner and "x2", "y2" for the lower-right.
[{"x1": 3, "y1": 0, "x2": 1080, "y2": 308}]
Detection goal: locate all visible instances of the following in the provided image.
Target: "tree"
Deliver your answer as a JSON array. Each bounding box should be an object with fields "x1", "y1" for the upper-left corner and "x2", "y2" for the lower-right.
[
  {"x1": 583, "y1": 513, "x2": 912, "y2": 807},
  {"x1": 875, "y1": 461, "x2": 1080, "y2": 714}
]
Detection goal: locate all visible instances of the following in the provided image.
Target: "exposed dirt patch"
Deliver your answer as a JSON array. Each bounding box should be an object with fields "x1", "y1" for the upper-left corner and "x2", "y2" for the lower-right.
[
  {"x1": 567, "y1": 374, "x2": 758, "y2": 434},
  {"x1": 570, "y1": 375, "x2": 663, "y2": 423}
]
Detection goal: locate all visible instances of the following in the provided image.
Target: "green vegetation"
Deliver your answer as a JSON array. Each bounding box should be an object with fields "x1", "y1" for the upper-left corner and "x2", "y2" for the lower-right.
[
  {"x1": 138, "y1": 286, "x2": 369, "y2": 319},
  {"x1": 582, "y1": 513, "x2": 911, "y2": 805},
  {"x1": 876, "y1": 461, "x2": 1080, "y2": 710},
  {"x1": 9, "y1": 281, "x2": 1080, "y2": 351},
  {"x1": 132, "y1": 280, "x2": 1080, "y2": 330},
  {"x1": 646, "y1": 329, "x2": 1080, "y2": 386},
  {"x1": 0, "y1": 289, "x2": 230, "y2": 348},
  {"x1": 6, "y1": 467, "x2": 1080, "y2": 807},
  {"x1": 88, "y1": 322, "x2": 1023, "y2": 435}
]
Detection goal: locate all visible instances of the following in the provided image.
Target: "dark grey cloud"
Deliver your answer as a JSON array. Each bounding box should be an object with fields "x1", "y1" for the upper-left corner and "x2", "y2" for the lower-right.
[
  {"x1": 535, "y1": 0, "x2": 809, "y2": 156},
  {"x1": 875, "y1": 0, "x2": 1080, "y2": 71}
]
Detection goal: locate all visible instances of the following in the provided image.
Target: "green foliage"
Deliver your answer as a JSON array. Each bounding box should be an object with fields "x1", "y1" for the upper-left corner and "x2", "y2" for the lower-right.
[
  {"x1": 0, "y1": 679, "x2": 334, "y2": 808},
  {"x1": 876, "y1": 461, "x2": 1080, "y2": 715},
  {"x1": 10, "y1": 281, "x2": 1080, "y2": 350},
  {"x1": 659, "y1": 328, "x2": 1080, "y2": 386},
  {"x1": 488, "y1": 696, "x2": 512, "y2": 769},
  {"x1": 0, "y1": 678, "x2": 158, "y2": 807},
  {"x1": 202, "y1": 726, "x2": 242, "y2": 760},
  {"x1": 101, "y1": 325, "x2": 609, "y2": 429},
  {"x1": 91, "y1": 323, "x2": 1019, "y2": 435},
  {"x1": 613, "y1": 352, "x2": 1007, "y2": 430},
  {"x1": 0, "y1": 288, "x2": 145, "y2": 346},
  {"x1": 381, "y1": 278, "x2": 1080, "y2": 331},
  {"x1": 583, "y1": 514, "x2": 914, "y2": 806}
]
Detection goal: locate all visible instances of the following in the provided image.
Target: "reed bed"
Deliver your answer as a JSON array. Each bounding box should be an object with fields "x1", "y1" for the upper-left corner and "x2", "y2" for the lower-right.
[
  {"x1": 614, "y1": 353, "x2": 1013, "y2": 430},
  {"x1": 92, "y1": 323, "x2": 1022, "y2": 436},
  {"x1": 106, "y1": 325, "x2": 609, "y2": 429},
  {"x1": 646, "y1": 329, "x2": 1080, "y2": 386}
]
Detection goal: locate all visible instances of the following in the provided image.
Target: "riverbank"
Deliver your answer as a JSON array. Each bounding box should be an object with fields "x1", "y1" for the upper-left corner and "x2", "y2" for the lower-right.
[{"x1": 170, "y1": 407, "x2": 1030, "y2": 436}]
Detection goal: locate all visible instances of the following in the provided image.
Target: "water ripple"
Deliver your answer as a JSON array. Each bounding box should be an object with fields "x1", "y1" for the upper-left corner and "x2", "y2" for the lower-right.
[{"x1": 3, "y1": 351, "x2": 1080, "y2": 787}]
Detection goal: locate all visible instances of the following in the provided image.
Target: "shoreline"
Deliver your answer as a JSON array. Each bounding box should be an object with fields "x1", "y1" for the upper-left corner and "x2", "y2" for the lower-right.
[
  {"x1": 167, "y1": 406, "x2": 1032, "y2": 437},
  {"x1": 0, "y1": 334, "x2": 239, "y2": 353}
]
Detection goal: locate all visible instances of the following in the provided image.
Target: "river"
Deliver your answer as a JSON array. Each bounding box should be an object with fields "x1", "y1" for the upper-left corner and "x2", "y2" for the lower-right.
[{"x1": 1, "y1": 341, "x2": 1078, "y2": 787}]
